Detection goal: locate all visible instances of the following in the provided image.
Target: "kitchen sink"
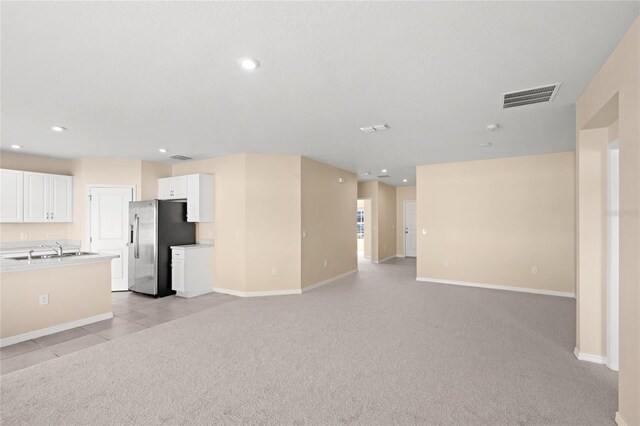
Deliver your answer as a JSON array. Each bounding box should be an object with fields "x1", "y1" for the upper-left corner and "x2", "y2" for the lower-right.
[{"x1": 9, "y1": 252, "x2": 97, "y2": 261}]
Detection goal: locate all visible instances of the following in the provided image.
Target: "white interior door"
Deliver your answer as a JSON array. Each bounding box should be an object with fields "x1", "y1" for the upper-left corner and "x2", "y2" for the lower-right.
[
  {"x1": 89, "y1": 186, "x2": 134, "y2": 291},
  {"x1": 404, "y1": 201, "x2": 417, "y2": 257}
]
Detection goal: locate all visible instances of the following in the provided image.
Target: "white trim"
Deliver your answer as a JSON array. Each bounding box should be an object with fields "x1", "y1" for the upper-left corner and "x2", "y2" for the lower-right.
[
  {"x1": 212, "y1": 270, "x2": 359, "y2": 297},
  {"x1": 615, "y1": 412, "x2": 628, "y2": 426},
  {"x1": 213, "y1": 287, "x2": 302, "y2": 297},
  {"x1": 302, "y1": 269, "x2": 358, "y2": 293},
  {"x1": 574, "y1": 347, "x2": 607, "y2": 364},
  {"x1": 373, "y1": 255, "x2": 396, "y2": 264},
  {"x1": 416, "y1": 277, "x2": 576, "y2": 298},
  {"x1": 0, "y1": 312, "x2": 113, "y2": 347},
  {"x1": 396, "y1": 254, "x2": 405, "y2": 258}
]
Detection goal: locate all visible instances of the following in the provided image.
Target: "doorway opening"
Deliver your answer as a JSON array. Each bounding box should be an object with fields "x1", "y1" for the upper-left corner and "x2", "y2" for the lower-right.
[
  {"x1": 357, "y1": 199, "x2": 372, "y2": 262},
  {"x1": 607, "y1": 140, "x2": 619, "y2": 371},
  {"x1": 87, "y1": 185, "x2": 135, "y2": 292}
]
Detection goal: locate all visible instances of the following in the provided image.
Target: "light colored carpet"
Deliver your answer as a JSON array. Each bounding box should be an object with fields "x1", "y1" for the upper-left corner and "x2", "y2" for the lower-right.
[{"x1": 1, "y1": 258, "x2": 616, "y2": 425}]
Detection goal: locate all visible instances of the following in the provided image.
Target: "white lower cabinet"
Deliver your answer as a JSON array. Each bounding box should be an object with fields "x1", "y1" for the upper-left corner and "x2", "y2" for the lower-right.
[{"x1": 171, "y1": 244, "x2": 213, "y2": 298}]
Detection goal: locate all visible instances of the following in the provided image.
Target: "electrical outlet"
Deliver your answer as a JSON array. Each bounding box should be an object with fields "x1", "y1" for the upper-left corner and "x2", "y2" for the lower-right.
[
  {"x1": 422, "y1": 228, "x2": 427, "y2": 235},
  {"x1": 272, "y1": 267, "x2": 278, "y2": 276},
  {"x1": 39, "y1": 294, "x2": 49, "y2": 305},
  {"x1": 323, "y1": 260, "x2": 328, "y2": 267},
  {"x1": 302, "y1": 230, "x2": 307, "y2": 238},
  {"x1": 20, "y1": 232, "x2": 29, "y2": 240},
  {"x1": 531, "y1": 266, "x2": 538, "y2": 275},
  {"x1": 46, "y1": 233, "x2": 53, "y2": 239}
]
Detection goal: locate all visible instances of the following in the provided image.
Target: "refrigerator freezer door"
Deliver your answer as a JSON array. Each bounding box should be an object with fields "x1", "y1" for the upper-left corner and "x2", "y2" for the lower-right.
[{"x1": 128, "y1": 201, "x2": 158, "y2": 295}]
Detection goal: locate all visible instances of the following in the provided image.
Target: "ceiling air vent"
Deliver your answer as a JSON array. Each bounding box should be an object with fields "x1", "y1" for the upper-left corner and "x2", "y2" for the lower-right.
[
  {"x1": 502, "y1": 83, "x2": 561, "y2": 109},
  {"x1": 169, "y1": 155, "x2": 192, "y2": 161},
  {"x1": 377, "y1": 175, "x2": 390, "y2": 178}
]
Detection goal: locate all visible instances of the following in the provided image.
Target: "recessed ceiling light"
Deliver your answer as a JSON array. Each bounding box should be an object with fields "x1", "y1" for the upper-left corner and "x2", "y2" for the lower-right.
[
  {"x1": 239, "y1": 57, "x2": 259, "y2": 71},
  {"x1": 363, "y1": 171, "x2": 371, "y2": 176},
  {"x1": 51, "y1": 126, "x2": 67, "y2": 132},
  {"x1": 486, "y1": 124, "x2": 499, "y2": 131},
  {"x1": 402, "y1": 179, "x2": 408, "y2": 183},
  {"x1": 158, "y1": 148, "x2": 168, "y2": 153},
  {"x1": 10, "y1": 144, "x2": 21, "y2": 149},
  {"x1": 381, "y1": 169, "x2": 388, "y2": 173},
  {"x1": 480, "y1": 142, "x2": 493, "y2": 148}
]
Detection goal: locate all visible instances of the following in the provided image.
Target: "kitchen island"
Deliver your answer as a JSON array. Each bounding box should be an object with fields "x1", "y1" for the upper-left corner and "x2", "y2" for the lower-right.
[{"x1": 1, "y1": 251, "x2": 118, "y2": 347}]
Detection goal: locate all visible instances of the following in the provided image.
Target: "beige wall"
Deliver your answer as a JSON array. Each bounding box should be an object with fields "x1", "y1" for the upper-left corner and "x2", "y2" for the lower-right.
[
  {"x1": 358, "y1": 181, "x2": 379, "y2": 261},
  {"x1": 0, "y1": 152, "x2": 74, "y2": 242},
  {"x1": 1, "y1": 262, "x2": 112, "y2": 340},
  {"x1": 378, "y1": 182, "x2": 397, "y2": 261},
  {"x1": 172, "y1": 154, "x2": 248, "y2": 292},
  {"x1": 363, "y1": 199, "x2": 372, "y2": 258},
  {"x1": 396, "y1": 186, "x2": 416, "y2": 257},
  {"x1": 576, "y1": 17, "x2": 639, "y2": 426},
  {"x1": 69, "y1": 157, "x2": 144, "y2": 249},
  {"x1": 357, "y1": 181, "x2": 397, "y2": 263},
  {"x1": 301, "y1": 157, "x2": 357, "y2": 288},
  {"x1": 416, "y1": 152, "x2": 575, "y2": 294},
  {"x1": 246, "y1": 154, "x2": 301, "y2": 291},
  {"x1": 141, "y1": 161, "x2": 172, "y2": 200}
]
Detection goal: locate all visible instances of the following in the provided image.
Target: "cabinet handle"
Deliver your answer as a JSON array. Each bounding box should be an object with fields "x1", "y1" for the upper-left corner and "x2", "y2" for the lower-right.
[{"x1": 46, "y1": 212, "x2": 50, "y2": 219}]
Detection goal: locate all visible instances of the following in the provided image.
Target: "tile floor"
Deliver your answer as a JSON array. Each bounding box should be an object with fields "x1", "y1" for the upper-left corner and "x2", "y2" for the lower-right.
[{"x1": 0, "y1": 290, "x2": 237, "y2": 375}]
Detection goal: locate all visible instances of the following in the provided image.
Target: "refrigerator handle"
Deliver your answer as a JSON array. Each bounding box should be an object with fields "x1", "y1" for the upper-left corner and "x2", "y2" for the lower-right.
[{"x1": 134, "y1": 214, "x2": 140, "y2": 259}]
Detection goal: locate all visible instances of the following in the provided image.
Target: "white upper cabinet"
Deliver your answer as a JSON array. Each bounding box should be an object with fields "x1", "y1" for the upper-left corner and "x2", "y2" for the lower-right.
[
  {"x1": 0, "y1": 169, "x2": 24, "y2": 223},
  {"x1": 23, "y1": 172, "x2": 73, "y2": 223},
  {"x1": 186, "y1": 174, "x2": 214, "y2": 222},
  {"x1": 158, "y1": 174, "x2": 214, "y2": 222},
  {"x1": 158, "y1": 175, "x2": 188, "y2": 199}
]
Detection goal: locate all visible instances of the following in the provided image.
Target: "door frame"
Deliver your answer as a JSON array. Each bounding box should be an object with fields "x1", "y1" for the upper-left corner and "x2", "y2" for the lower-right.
[
  {"x1": 606, "y1": 140, "x2": 619, "y2": 371},
  {"x1": 403, "y1": 200, "x2": 417, "y2": 257},
  {"x1": 84, "y1": 183, "x2": 136, "y2": 292},
  {"x1": 357, "y1": 197, "x2": 374, "y2": 261}
]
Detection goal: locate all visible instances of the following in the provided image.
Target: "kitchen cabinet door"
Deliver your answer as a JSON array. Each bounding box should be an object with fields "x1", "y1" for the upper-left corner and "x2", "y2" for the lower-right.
[
  {"x1": 49, "y1": 175, "x2": 73, "y2": 222},
  {"x1": 0, "y1": 169, "x2": 23, "y2": 222},
  {"x1": 23, "y1": 172, "x2": 48, "y2": 222},
  {"x1": 158, "y1": 177, "x2": 172, "y2": 199},
  {"x1": 171, "y1": 259, "x2": 185, "y2": 291},
  {"x1": 172, "y1": 176, "x2": 188, "y2": 199}
]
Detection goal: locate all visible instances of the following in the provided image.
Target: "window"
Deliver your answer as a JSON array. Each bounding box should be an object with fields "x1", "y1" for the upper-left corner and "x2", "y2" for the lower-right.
[{"x1": 357, "y1": 208, "x2": 364, "y2": 239}]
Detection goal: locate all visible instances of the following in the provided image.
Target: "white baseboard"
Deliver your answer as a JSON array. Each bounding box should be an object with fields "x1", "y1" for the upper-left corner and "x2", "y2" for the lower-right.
[
  {"x1": 574, "y1": 347, "x2": 607, "y2": 364},
  {"x1": 302, "y1": 269, "x2": 358, "y2": 293},
  {"x1": 0, "y1": 312, "x2": 113, "y2": 348},
  {"x1": 396, "y1": 254, "x2": 405, "y2": 258},
  {"x1": 213, "y1": 270, "x2": 359, "y2": 297},
  {"x1": 212, "y1": 287, "x2": 302, "y2": 297},
  {"x1": 615, "y1": 411, "x2": 628, "y2": 426},
  {"x1": 373, "y1": 255, "x2": 396, "y2": 264},
  {"x1": 416, "y1": 277, "x2": 576, "y2": 298}
]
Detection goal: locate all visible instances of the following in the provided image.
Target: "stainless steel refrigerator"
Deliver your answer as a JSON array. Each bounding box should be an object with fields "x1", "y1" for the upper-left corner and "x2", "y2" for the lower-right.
[{"x1": 128, "y1": 200, "x2": 195, "y2": 297}]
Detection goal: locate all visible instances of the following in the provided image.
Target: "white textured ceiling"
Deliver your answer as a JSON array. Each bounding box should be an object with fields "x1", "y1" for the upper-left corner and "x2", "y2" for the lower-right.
[{"x1": 2, "y1": 1, "x2": 638, "y2": 185}]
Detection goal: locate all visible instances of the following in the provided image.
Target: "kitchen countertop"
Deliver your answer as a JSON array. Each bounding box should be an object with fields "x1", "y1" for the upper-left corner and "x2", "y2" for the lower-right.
[
  {"x1": 1, "y1": 253, "x2": 119, "y2": 273},
  {"x1": 0, "y1": 240, "x2": 81, "y2": 257}
]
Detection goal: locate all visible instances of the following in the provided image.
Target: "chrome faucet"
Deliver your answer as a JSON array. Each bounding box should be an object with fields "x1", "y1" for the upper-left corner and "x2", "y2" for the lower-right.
[
  {"x1": 40, "y1": 242, "x2": 63, "y2": 256},
  {"x1": 27, "y1": 250, "x2": 35, "y2": 261}
]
